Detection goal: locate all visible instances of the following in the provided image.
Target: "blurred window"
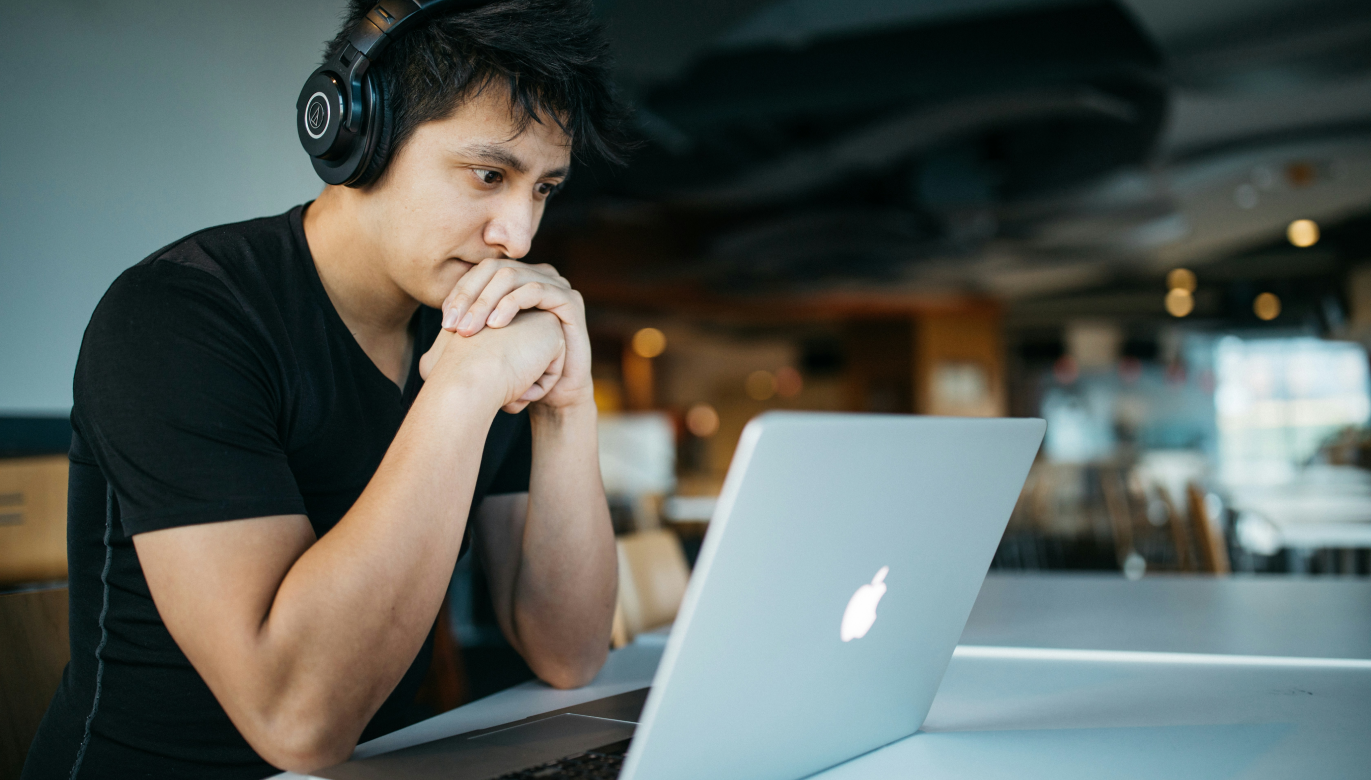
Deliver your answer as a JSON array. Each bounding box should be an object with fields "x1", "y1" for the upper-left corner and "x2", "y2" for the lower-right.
[
  {"x1": 1041, "y1": 385, "x2": 1115, "y2": 463},
  {"x1": 598, "y1": 412, "x2": 677, "y2": 496},
  {"x1": 1214, "y1": 337, "x2": 1371, "y2": 486}
]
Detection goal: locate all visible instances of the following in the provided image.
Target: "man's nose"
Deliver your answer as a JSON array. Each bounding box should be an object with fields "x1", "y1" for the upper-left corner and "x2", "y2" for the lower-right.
[{"x1": 484, "y1": 196, "x2": 536, "y2": 259}]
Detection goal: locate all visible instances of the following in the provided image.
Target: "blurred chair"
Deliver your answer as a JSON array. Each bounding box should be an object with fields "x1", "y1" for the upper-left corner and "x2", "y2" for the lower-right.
[
  {"x1": 1100, "y1": 467, "x2": 1136, "y2": 567},
  {"x1": 1147, "y1": 481, "x2": 1234, "y2": 575},
  {"x1": 1186, "y1": 482, "x2": 1232, "y2": 574},
  {"x1": 1154, "y1": 485, "x2": 1197, "y2": 572},
  {"x1": 612, "y1": 529, "x2": 690, "y2": 648},
  {"x1": 1102, "y1": 468, "x2": 1214, "y2": 575},
  {"x1": 1, "y1": 585, "x2": 69, "y2": 777}
]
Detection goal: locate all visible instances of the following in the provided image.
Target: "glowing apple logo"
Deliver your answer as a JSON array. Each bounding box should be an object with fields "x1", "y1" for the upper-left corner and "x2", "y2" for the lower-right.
[{"x1": 840, "y1": 566, "x2": 889, "y2": 642}]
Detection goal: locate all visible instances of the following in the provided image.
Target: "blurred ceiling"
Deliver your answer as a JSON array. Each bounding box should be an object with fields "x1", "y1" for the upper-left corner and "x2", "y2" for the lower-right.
[{"x1": 559, "y1": 0, "x2": 1371, "y2": 308}]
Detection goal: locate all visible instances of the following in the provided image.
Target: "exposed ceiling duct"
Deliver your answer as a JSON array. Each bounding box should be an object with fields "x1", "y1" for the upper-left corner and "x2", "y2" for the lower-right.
[
  {"x1": 614, "y1": 0, "x2": 1166, "y2": 206},
  {"x1": 548, "y1": 0, "x2": 1371, "y2": 304}
]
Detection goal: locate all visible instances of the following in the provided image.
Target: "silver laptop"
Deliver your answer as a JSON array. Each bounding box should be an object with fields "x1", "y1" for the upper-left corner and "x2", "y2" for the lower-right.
[{"x1": 318, "y1": 412, "x2": 1045, "y2": 780}]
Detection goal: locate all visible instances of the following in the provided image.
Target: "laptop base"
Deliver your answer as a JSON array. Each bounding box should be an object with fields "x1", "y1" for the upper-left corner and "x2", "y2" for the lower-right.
[{"x1": 315, "y1": 688, "x2": 648, "y2": 780}]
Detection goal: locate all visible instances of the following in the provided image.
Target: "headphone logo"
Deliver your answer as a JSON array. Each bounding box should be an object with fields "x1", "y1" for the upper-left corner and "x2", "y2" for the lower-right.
[{"x1": 305, "y1": 92, "x2": 330, "y2": 139}]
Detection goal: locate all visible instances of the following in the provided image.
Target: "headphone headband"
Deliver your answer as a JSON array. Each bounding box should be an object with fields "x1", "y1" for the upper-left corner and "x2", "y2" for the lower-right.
[{"x1": 298, "y1": 0, "x2": 497, "y2": 187}]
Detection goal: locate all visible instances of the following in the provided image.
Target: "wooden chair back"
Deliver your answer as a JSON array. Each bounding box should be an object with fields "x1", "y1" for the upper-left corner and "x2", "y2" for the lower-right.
[
  {"x1": 611, "y1": 529, "x2": 690, "y2": 648},
  {"x1": 1154, "y1": 485, "x2": 1196, "y2": 572},
  {"x1": 1100, "y1": 467, "x2": 1136, "y2": 567},
  {"x1": 0, "y1": 585, "x2": 69, "y2": 777},
  {"x1": 1102, "y1": 469, "x2": 1200, "y2": 574},
  {"x1": 1186, "y1": 482, "x2": 1232, "y2": 574}
]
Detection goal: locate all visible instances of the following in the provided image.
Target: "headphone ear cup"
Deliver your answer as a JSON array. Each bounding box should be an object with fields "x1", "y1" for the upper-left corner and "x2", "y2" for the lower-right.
[{"x1": 349, "y1": 71, "x2": 395, "y2": 188}]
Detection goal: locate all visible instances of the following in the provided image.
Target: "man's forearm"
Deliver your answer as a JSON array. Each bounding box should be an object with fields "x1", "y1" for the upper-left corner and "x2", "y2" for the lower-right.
[
  {"x1": 245, "y1": 378, "x2": 503, "y2": 764},
  {"x1": 512, "y1": 400, "x2": 617, "y2": 688}
]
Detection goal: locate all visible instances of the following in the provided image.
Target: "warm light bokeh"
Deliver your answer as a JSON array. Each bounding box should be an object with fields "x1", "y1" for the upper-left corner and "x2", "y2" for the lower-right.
[
  {"x1": 1165, "y1": 288, "x2": 1194, "y2": 317},
  {"x1": 1253, "y1": 292, "x2": 1282, "y2": 321},
  {"x1": 631, "y1": 327, "x2": 667, "y2": 358},
  {"x1": 775, "y1": 366, "x2": 803, "y2": 398},
  {"x1": 745, "y1": 370, "x2": 777, "y2": 401},
  {"x1": 685, "y1": 403, "x2": 720, "y2": 437},
  {"x1": 1166, "y1": 268, "x2": 1196, "y2": 292},
  {"x1": 1287, "y1": 219, "x2": 1320, "y2": 248}
]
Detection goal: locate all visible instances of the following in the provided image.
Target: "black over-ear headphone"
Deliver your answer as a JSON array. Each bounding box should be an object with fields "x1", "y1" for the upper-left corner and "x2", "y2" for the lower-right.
[{"x1": 297, "y1": 0, "x2": 496, "y2": 187}]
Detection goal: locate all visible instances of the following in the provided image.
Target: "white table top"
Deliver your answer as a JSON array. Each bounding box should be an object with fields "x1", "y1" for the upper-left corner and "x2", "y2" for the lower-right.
[
  {"x1": 1236, "y1": 510, "x2": 1371, "y2": 552},
  {"x1": 281, "y1": 574, "x2": 1371, "y2": 779},
  {"x1": 962, "y1": 573, "x2": 1371, "y2": 659},
  {"x1": 829, "y1": 650, "x2": 1370, "y2": 780},
  {"x1": 1230, "y1": 470, "x2": 1371, "y2": 551},
  {"x1": 1231, "y1": 490, "x2": 1371, "y2": 526}
]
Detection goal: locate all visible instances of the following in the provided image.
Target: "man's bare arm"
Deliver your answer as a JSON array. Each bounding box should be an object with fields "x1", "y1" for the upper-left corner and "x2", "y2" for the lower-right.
[
  {"x1": 475, "y1": 400, "x2": 616, "y2": 688},
  {"x1": 134, "y1": 313, "x2": 564, "y2": 773}
]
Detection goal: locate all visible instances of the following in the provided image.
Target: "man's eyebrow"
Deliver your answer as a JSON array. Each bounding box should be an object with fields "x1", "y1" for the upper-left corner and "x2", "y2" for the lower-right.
[
  {"x1": 456, "y1": 144, "x2": 570, "y2": 180},
  {"x1": 458, "y1": 143, "x2": 529, "y2": 174}
]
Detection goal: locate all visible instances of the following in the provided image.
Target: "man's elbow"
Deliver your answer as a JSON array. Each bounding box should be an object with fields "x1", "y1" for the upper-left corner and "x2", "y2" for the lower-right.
[
  {"x1": 534, "y1": 648, "x2": 608, "y2": 690},
  {"x1": 244, "y1": 713, "x2": 357, "y2": 774},
  {"x1": 539, "y1": 665, "x2": 600, "y2": 690}
]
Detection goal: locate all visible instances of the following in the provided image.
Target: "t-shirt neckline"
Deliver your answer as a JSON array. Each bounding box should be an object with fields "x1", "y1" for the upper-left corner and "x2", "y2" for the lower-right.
[{"x1": 289, "y1": 202, "x2": 424, "y2": 402}]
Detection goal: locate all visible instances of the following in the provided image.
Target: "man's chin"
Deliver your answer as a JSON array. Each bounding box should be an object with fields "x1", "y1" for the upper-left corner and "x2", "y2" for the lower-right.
[
  {"x1": 406, "y1": 281, "x2": 448, "y2": 311},
  {"x1": 419, "y1": 291, "x2": 450, "y2": 311}
]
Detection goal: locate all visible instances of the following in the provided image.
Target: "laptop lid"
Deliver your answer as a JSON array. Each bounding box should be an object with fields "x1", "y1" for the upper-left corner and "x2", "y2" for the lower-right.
[{"x1": 620, "y1": 412, "x2": 1045, "y2": 780}]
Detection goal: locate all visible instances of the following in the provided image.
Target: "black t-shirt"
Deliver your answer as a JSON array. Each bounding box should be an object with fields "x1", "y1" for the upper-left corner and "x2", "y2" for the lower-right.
[{"x1": 23, "y1": 205, "x2": 532, "y2": 780}]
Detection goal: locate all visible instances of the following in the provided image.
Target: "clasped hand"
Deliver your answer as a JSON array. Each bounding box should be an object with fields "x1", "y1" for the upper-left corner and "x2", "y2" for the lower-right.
[{"x1": 418, "y1": 259, "x2": 592, "y2": 414}]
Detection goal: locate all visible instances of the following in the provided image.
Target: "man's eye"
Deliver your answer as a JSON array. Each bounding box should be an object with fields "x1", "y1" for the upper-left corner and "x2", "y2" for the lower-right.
[
  {"x1": 474, "y1": 169, "x2": 502, "y2": 185},
  {"x1": 537, "y1": 182, "x2": 563, "y2": 197}
]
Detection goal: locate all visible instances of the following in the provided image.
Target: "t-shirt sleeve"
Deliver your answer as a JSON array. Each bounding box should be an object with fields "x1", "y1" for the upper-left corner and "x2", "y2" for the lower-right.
[
  {"x1": 486, "y1": 410, "x2": 532, "y2": 495},
  {"x1": 74, "y1": 261, "x2": 306, "y2": 536}
]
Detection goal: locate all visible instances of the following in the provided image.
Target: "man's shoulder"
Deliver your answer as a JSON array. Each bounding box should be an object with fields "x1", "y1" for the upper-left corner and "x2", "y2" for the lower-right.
[
  {"x1": 137, "y1": 206, "x2": 304, "y2": 287},
  {"x1": 96, "y1": 207, "x2": 307, "y2": 323},
  {"x1": 88, "y1": 207, "x2": 310, "y2": 351}
]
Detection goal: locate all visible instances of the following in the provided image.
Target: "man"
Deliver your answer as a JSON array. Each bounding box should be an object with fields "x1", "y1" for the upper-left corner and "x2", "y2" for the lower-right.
[{"x1": 23, "y1": 1, "x2": 633, "y2": 777}]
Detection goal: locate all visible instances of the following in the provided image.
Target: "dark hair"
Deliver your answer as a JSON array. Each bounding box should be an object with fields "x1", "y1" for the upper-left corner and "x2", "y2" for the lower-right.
[{"x1": 324, "y1": 0, "x2": 633, "y2": 180}]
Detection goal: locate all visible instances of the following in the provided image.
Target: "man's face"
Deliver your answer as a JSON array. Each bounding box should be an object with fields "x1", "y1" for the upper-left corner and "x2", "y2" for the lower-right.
[{"x1": 359, "y1": 88, "x2": 572, "y2": 309}]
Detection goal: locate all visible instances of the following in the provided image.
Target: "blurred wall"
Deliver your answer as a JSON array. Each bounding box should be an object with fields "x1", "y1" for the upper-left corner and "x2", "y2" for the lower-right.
[{"x1": 0, "y1": 0, "x2": 345, "y2": 414}]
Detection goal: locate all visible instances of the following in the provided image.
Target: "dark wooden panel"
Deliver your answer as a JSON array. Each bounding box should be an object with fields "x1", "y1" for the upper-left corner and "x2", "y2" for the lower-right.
[{"x1": 0, "y1": 586, "x2": 69, "y2": 779}]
